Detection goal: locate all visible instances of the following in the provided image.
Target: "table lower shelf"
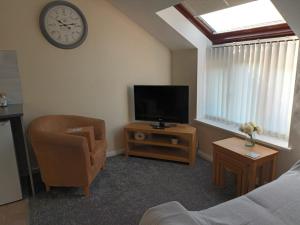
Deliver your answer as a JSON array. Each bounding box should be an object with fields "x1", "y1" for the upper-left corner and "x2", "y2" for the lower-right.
[{"x1": 127, "y1": 146, "x2": 190, "y2": 164}]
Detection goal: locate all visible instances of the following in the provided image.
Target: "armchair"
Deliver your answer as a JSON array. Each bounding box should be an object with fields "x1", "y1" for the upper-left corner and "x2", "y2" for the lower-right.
[{"x1": 28, "y1": 115, "x2": 107, "y2": 196}]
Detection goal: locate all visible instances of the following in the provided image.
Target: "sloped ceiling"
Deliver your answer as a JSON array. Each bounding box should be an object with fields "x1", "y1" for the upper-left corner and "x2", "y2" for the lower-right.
[
  {"x1": 110, "y1": 0, "x2": 297, "y2": 50},
  {"x1": 271, "y1": 0, "x2": 300, "y2": 37},
  {"x1": 109, "y1": 0, "x2": 257, "y2": 50},
  {"x1": 109, "y1": 0, "x2": 194, "y2": 50}
]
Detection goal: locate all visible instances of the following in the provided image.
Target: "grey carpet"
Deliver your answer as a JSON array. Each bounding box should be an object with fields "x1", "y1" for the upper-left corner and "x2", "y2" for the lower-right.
[{"x1": 29, "y1": 156, "x2": 235, "y2": 225}]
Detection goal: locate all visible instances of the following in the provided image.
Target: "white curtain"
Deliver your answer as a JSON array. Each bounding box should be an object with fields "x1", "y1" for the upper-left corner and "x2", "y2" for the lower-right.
[{"x1": 205, "y1": 39, "x2": 299, "y2": 140}]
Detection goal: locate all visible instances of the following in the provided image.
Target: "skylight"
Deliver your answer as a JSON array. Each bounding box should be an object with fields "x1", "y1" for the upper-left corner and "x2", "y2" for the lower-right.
[{"x1": 199, "y1": 0, "x2": 285, "y2": 34}]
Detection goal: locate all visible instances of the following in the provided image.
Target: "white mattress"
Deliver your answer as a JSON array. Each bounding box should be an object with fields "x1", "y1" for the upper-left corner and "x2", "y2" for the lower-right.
[{"x1": 140, "y1": 161, "x2": 300, "y2": 225}]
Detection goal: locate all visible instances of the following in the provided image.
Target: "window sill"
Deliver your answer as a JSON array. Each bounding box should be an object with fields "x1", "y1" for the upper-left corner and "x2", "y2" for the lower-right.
[{"x1": 194, "y1": 118, "x2": 291, "y2": 151}]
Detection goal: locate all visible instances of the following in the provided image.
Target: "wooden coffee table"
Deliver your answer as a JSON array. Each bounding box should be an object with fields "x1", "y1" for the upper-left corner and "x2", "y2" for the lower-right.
[{"x1": 212, "y1": 137, "x2": 278, "y2": 196}]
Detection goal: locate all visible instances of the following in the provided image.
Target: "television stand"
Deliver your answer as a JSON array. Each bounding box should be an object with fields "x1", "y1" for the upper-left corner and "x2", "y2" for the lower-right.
[
  {"x1": 124, "y1": 122, "x2": 197, "y2": 166},
  {"x1": 151, "y1": 121, "x2": 172, "y2": 129}
]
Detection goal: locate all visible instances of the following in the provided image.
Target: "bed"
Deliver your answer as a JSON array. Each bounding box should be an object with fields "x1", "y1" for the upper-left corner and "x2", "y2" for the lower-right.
[{"x1": 140, "y1": 161, "x2": 300, "y2": 225}]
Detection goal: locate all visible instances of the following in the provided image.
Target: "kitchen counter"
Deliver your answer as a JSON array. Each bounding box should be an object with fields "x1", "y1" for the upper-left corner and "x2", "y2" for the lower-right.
[{"x1": 0, "y1": 104, "x2": 23, "y2": 120}]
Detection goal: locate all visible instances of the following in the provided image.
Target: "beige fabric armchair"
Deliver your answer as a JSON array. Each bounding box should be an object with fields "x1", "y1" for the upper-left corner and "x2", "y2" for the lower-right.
[{"x1": 28, "y1": 115, "x2": 107, "y2": 196}]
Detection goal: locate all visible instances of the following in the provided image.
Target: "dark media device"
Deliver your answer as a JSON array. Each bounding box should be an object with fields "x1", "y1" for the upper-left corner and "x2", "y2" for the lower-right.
[{"x1": 134, "y1": 85, "x2": 189, "y2": 129}]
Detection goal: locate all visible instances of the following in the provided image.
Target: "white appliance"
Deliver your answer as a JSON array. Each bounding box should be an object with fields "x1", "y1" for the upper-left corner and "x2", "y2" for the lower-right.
[{"x1": 0, "y1": 121, "x2": 22, "y2": 205}]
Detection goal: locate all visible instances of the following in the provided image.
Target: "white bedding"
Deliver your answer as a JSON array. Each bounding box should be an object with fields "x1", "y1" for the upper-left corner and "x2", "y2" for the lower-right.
[{"x1": 140, "y1": 161, "x2": 300, "y2": 225}]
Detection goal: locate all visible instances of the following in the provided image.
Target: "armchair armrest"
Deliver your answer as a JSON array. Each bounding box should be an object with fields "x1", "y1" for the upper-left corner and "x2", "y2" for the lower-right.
[{"x1": 30, "y1": 131, "x2": 92, "y2": 185}]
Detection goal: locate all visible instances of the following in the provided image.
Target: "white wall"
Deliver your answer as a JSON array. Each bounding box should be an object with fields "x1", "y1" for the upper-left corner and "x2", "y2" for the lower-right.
[
  {"x1": 157, "y1": 6, "x2": 212, "y2": 120},
  {"x1": 171, "y1": 49, "x2": 198, "y2": 122},
  {"x1": 0, "y1": 0, "x2": 171, "y2": 153},
  {"x1": 272, "y1": 0, "x2": 300, "y2": 37}
]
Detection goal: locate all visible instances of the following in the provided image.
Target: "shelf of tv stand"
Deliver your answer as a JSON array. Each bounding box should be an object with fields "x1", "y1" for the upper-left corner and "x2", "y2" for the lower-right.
[
  {"x1": 128, "y1": 146, "x2": 189, "y2": 163},
  {"x1": 127, "y1": 138, "x2": 189, "y2": 150},
  {"x1": 124, "y1": 122, "x2": 197, "y2": 166}
]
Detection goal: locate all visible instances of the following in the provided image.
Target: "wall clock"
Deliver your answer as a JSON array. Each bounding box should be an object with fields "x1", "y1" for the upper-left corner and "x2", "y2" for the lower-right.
[{"x1": 39, "y1": 1, "x2": 88, "y2": 49}]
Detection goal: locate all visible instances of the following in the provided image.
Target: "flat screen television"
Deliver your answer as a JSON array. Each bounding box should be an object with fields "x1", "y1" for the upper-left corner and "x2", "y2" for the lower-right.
[{"x1": 134, "y1": 85, "x2": 189, "y2": 128}]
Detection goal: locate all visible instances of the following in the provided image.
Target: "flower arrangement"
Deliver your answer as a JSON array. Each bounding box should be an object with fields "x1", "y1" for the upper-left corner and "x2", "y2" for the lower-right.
[{"x1": 239, "y1": 122, "x2": 263, "y2": 147}]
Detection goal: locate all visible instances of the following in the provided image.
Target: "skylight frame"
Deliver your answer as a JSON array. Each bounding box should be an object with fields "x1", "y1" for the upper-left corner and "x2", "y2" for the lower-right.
[
  {"x1": 174, "y1": 3, "x2": 294, "y2": 45},
  {"x1": 198, "y1": 0, "x2": 286, "y2": 34}
]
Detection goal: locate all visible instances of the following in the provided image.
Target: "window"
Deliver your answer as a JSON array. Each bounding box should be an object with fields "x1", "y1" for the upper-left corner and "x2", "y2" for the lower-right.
[
  {"x1": 203, "y1": 38, "x2": 299, "y2": 140},
  {"x1": 199, "y1": 0, "x2": 285, "y2": 33}
]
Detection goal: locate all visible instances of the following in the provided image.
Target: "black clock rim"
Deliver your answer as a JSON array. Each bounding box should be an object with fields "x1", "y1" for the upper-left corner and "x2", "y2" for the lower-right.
[{"x1": 39, "y1": 0, "x2": 88, "y2": 49}]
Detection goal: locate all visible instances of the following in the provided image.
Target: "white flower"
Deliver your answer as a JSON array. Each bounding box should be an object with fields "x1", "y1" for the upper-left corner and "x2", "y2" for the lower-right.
[
  {"x1": 256, "y1": 126, "x2": 263, "y2": 134},
  {"x1": 244, "y1": 123, "x2": 254, "y2": 135},
  {"x1": 239, "y1": 121, "x2": 263, "y2": 136}
]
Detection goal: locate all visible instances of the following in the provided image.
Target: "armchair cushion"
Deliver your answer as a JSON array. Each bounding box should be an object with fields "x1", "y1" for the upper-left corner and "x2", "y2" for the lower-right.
[
  {"x1": 66, "y1": 127, "x2": 95, "y2": 150},
  {"x1": 89, "y1": 140, "x2": 107, "y2": 181},
  {"x1": 66, "y1": 126, "x2": 96, "y2": 165},
  {"x1": 91, "y1": 140, "x2": 107, "y2": 165},
  {"x1": 67, "y1": 126, "x2": 95, "y2": 165}
]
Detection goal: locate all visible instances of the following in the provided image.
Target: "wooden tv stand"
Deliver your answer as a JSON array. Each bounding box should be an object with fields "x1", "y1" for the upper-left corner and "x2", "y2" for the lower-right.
[{"x1": 124, "y1": 122, "x2": 197, "y2": 166}]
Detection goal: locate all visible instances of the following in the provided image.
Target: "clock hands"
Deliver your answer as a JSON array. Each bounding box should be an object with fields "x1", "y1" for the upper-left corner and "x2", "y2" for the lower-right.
[
  {"x1": 57, "y1": 19, "x2": 76, "y2": 29},
  {"x1": 57, "y1": 19, "x2": 66, "y2": 26}
]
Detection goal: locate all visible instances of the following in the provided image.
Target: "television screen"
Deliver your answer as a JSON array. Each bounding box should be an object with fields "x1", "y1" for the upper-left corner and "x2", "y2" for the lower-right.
[{"x1": 134, "y1": 85, "x2": 189, "y2": 124}]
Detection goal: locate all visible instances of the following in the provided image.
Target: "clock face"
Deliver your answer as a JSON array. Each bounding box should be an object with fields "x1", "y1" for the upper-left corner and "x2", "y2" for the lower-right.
[{"x1": 40, "y1": 1, "x2": 88, "y2": 49}]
